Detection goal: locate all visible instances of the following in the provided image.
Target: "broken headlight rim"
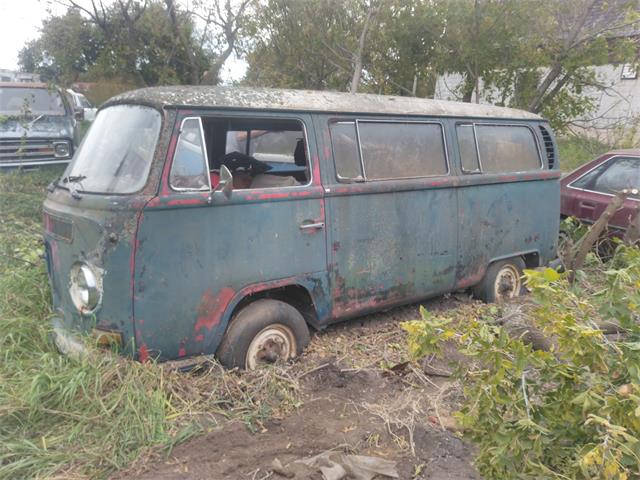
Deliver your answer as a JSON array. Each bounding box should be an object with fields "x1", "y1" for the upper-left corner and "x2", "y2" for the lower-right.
[{"x1": 69, "y1": 262, "x2": 102, "y2": 314}]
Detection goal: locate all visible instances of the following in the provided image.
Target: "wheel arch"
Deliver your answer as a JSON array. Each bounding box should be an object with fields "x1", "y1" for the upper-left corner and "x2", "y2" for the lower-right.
[
  {"x1": 489, "y1": 250, "x2": 540, "y2": 270},
  {"x1": 213, "y1": 277, "x2": 321, "y2": 349}
]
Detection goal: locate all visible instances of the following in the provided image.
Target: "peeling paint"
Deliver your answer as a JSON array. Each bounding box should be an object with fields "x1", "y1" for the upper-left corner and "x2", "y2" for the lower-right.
[
  {"x1": 138, "y1": 343, "x2": 149, "y2": 362},
  {"x1": 194, "y1": 287, "x2": 236, "y2": 333}
]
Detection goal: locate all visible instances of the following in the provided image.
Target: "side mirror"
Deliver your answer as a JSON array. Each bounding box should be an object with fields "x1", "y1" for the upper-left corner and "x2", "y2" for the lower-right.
[
  {"x1": 74, "y1": 108, "x2": 84, "y2": 121},
  {"x1": 216, "y1": 165, "x2": 233, "y2": 198}
]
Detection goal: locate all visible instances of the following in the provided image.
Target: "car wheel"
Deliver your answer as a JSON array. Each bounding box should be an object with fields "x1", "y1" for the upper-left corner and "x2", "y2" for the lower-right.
[
  {"x1": 473, "y1": 258, "x2": 525, "y2": 303},
  {"x1": 216, "y1": 299, "x2": 310, "y2": 369}
]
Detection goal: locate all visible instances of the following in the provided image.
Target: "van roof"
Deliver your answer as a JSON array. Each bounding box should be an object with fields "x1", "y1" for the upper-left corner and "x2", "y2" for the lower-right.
[{"x1": 105, "y1": 86, "x2": 543, "y2": 120}]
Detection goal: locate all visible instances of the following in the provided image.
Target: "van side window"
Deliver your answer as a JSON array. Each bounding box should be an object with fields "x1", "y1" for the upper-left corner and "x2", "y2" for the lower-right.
[
  {"x1": 184, "y1": 117, "x2": 310, "y2": 190},
  {"x1": 329, "y1": 122, "x2": 363, "y2": 180},
  {"x1": 170, "y1": 117, "x2": 210, "y2": 191},
  {"x1": 359, "y1": 122, "x2": 447, "y2": 180},
  {"x1": 456, "y1": 124, "x2": 480, "y2": 173},
  {"x1": 476, "y1": 125, "x2": 541, "y2": 173},
  {"x1": 329, "y1": 120, "x2": 448, "y2": 182}
]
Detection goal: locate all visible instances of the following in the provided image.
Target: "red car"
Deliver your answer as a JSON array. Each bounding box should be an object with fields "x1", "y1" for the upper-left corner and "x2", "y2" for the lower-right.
[{"x1": 561, "y1": 149, "x2": 640, "y2": 233}]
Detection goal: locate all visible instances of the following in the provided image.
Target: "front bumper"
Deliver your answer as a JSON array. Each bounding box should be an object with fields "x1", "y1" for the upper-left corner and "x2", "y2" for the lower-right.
[{"x1": 0, "y1": 159, "x2": 71, "y2": 168}]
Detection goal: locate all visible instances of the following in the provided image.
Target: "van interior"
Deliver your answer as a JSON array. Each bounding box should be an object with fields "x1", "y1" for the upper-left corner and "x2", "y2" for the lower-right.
[{"x1": 202, "y1": 118, "x2": 309, "y2": 189}]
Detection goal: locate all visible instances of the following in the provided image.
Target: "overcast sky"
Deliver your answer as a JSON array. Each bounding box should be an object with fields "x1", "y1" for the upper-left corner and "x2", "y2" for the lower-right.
[{"x1": 0, "y1": 0, "x2": 246, "y2": 82}]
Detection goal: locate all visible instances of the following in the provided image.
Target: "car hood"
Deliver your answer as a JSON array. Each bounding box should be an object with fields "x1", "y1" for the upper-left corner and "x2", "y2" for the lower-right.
[{"x1": 0, "y1": 116, "x2": 74, "y2": 139}]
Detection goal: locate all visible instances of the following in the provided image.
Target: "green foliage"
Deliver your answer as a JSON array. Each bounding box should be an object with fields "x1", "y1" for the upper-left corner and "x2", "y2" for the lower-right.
[
  {"x1": 557, "y1": 134, "x2": 611, "y2": 172},
  {"x1": 19, "y1": 1, "x2": 210, "y2": 87},
  {"x1": 402, "y1": 250, "x2": 640, "y2": 479},
  {"x1": 244, "y1": 0, "x2": 358, "y2": 90}
]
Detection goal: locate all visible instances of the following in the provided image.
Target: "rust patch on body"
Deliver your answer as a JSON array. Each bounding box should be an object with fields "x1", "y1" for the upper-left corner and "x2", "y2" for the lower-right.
[
  {"x1": 139, "y1": 343, "x2": 150, "y2": 362},
  {"x1": 194, "y1": 287, "x2": 235, "y2": 333}
]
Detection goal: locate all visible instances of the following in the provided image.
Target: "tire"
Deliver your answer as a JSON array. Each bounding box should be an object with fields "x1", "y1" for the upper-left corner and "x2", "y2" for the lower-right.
[
  {"x1": 216, "y1": 299, "x2": 310, "y2": 370},
  {"x1": 473, "y1": 257, "x2": 526, "y2": 303}
]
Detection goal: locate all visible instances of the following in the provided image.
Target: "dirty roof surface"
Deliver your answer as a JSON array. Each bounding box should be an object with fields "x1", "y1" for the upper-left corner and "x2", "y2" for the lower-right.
[{"x1": 104, "y1": 85, "x2": 543, "y2": 120}]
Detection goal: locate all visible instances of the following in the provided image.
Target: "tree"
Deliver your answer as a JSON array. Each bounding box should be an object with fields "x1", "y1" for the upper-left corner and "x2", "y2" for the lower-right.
[
  {"x1": 18, "y1": 10, "x2": 102, "y2": 84},
  {"x1": 22, "y1": 0, "x2": 251, "y2": 86},
  {"x1": 434, "y1": 0, "x2": 639, "y2": 130},
  {"x1": 166, "y1": 0, "x2": 253, "y2": 85},
  {"x1": 364, "y1": 0, "x2": 446, "y2": 96},
  {"x1": 244, "y1": 0, "x2": 382, "y2": 90}
]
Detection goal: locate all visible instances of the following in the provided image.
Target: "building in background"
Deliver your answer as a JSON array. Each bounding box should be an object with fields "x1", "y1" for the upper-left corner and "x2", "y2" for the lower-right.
[
  {"x1": 0, "y1": 69, "x2": 41, "y2": 83},
  {"x1": 434, "y1": 0, "x2": 640, "y2": 143}
]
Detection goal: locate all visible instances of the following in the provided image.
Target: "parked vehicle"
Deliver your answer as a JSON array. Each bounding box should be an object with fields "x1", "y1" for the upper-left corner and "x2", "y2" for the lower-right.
[
  {"x1": 66, "y1": 89, "x2": 97, "y2": 122},
  {"x1": 43, "y1": 86, "x2": 561, "y2": 368},
  {"x1": 560, "y1": 149, "x2": 640, "y2": 232},
  {"x1": 0, "y1": 82, "x2": 77, "y2": 167}
]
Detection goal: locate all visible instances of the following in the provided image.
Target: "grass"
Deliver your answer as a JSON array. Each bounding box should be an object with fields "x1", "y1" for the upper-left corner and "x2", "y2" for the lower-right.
[{"x1": 0, "y1": 167, "x2": 301, "y2": 479}]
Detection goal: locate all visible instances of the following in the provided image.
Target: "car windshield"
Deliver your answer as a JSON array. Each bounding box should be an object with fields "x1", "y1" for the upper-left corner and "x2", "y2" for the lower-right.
[
  {"x1": 0, "y1": 87, "x2": 66, "y2": 116},
  {"x1": 63, "y1": 105, "x2": 162, "y2": 194}
]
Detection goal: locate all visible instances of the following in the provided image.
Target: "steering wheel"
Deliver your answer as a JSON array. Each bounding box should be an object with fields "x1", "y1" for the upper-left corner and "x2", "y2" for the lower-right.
[{"x1": 219, "y1": 151, "x2": 271, "y2": 175}]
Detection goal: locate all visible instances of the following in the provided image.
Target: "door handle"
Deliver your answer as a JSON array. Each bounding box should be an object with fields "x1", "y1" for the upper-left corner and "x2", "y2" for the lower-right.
[
  {"x1": 299, "y1": 221, "x2": 325, "y2": 230},
  {"x1": 580, "y1": 201, "x2": 596, "y2": 209}
]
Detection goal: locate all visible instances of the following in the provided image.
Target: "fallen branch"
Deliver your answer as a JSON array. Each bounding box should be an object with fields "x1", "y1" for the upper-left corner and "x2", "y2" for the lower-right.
[
  {"x1": 567, "y1": 189, "x2": 630, "y2": 283},
  {"x1": 623, "y1": 197, "x2": 640, "y2": 246}
]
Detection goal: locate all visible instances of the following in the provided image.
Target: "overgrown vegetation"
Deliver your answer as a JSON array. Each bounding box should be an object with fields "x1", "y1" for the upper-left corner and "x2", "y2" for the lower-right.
[
  {"x1": 403, "y1": 243, "x2": 640, "y2": 478},
  {"x1": 557, "y1": 135, "x2": 612, "y2": 172},
  {"x1": 0, "y1": 169, "x2": 300, "y2": 478}
]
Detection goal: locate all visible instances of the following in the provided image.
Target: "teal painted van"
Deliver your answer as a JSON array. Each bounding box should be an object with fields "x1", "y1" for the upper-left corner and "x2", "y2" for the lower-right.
[{"x1": 43, "y1": 86, "x2": 560, "y2": 368}]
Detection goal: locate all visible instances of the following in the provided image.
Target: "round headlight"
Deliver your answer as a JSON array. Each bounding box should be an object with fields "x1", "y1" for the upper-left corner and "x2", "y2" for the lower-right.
[
  {"x1": 69, "y1": 263, "x2": 101, "y2": 313},
  {"x1": 54, "y1": 141, "x2": 71, "y2": 158}
]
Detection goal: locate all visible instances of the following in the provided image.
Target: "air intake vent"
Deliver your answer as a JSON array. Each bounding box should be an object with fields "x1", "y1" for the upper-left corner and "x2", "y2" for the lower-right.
[{"x1": 539, "y1": 125, "x2": 555, "y2": 169}]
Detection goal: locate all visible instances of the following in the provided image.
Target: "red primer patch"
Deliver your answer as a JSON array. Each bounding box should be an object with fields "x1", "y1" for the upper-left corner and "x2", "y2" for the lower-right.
[
  {"x1": 166, "y1": 197, "x2": 206, "y2": 207},
  {"x1": 194, "y1": 287, "x2": 235, "y2": 333},
  {"x1": 258, "y1": 192, "x2": 290, "y2": 200},
  {"x1": 139, "y1": 344, "x2": 149, "y2": 363}
]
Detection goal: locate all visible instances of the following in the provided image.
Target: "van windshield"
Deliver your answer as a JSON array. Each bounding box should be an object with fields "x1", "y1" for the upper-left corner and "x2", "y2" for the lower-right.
[
  {"x1": 0, "y1": 87, "x2": 66, "y2": 116},
  {"x1": 63, "y1": 105, "x2": 161, "y2": 194}
]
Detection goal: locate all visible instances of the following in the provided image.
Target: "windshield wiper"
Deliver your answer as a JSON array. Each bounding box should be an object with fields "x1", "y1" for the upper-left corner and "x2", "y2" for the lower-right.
[
  {"x1": 62, "y1": 175, "x2": 87, "y2": 184},
  {"x1": 62, "y1": 175, "x2": 87, "y2": 200},
  {"x1": 27, "y1": 115, "x2": 45, "y2": 128}
]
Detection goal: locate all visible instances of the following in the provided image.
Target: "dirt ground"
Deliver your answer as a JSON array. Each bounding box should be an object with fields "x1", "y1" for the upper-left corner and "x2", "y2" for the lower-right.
[{"x1": 132, "y1": 296, "x2": 481, "y2": 480}]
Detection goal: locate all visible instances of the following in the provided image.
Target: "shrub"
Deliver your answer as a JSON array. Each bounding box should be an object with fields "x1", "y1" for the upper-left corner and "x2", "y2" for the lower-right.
[{"x1": 403, "y1": 246, "x2": 640, "y2": 479}]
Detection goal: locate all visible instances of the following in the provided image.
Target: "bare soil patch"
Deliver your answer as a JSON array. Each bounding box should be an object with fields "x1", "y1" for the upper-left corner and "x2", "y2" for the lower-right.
[{"x1": 129, "y1": 296, "x2": 482, "y2": 480}]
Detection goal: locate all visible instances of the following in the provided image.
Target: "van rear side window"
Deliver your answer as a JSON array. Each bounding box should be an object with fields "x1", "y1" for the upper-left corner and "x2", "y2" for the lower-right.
[
  {"x1": 458, "y1": 123, "x2": 541, "y2": 173},
  {"x1": 330, "y1": 120, "x2": 447, "y2": 181}
]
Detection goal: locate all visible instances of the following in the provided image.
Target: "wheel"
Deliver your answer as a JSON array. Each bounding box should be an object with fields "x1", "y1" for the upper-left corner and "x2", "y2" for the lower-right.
[
  {"x1": 216, "y1": 299, "x2": 310, "y2": 369},
  {"x1": 473, "y1": 258, "x2": 525, "y2": 303}
]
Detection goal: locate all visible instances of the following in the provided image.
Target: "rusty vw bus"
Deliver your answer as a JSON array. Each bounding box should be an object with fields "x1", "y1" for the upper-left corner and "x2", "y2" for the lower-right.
[{"x1": 43, "y1": 86, "x2": 560, "y2": 368}]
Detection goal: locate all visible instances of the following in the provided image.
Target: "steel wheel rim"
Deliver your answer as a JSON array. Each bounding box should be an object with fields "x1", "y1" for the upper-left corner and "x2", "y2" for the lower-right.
[
  {"x1": 245, "y1": 324, "x2": 296, "y2": 370},
  {"x1": 493, "y1": 265, "x2": 521, "y2": 302}
]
